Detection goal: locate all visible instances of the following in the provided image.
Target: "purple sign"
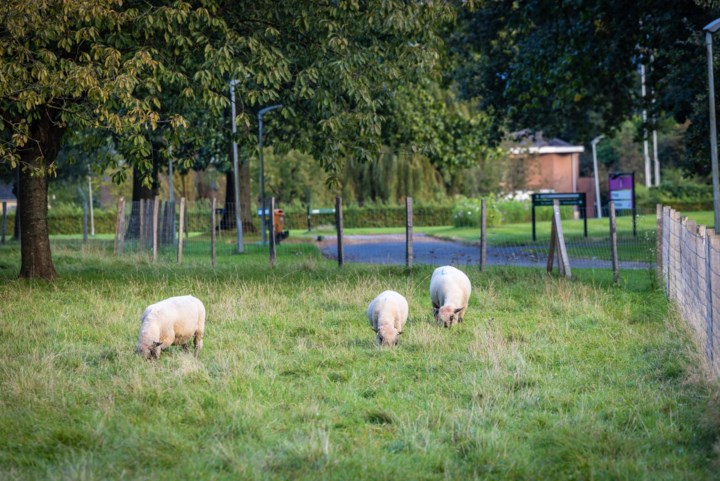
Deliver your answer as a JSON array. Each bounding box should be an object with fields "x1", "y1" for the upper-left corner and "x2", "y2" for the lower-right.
[{"x1": 608, "y1": 172, "x2": 635, "y2": 211}]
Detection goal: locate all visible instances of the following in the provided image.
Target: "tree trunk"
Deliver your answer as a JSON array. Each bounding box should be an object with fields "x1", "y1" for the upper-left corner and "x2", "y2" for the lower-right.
[
  {"x1": 222, "y1": 153, "x2": 256, "y2": 233},
  {"x1": 126, "y1": 153, "x2": 160, "y2": 239},
  {"x1": 18, "y1": 109, "x2": 65, "y2": 280},
  {"x1": 239, "y1": 156, "x2": 255, "y2": 233},
  {"x1": 221, "y1": 169, "x2": 237, "y2": 230}
]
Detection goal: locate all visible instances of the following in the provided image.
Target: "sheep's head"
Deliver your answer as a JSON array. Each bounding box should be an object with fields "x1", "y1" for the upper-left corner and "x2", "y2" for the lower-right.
[
  {"x1": 438, "y1": 306, "x2": 463, "y2": 328},
  {"x1": 375, "y1": 325, "x2": 401, "y2": 346},
  {"x1": 137, "y1": 341, "x2": 162, "y2": 360}
]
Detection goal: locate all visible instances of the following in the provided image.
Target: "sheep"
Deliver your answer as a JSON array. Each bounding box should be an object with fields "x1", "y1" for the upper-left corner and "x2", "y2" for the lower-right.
[
  {"x1": 137, "y1": 295, "x2": 206, "y2": 360},
  {"x1": 429, "y1": 265, "x2": 471, "y2": 328},
  {"x1": 367, "y1": 290, "x2": 409, "y2": 346}
]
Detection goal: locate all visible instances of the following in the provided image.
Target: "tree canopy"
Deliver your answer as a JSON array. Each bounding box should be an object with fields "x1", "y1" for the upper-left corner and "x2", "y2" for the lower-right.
[
  {"x1": 452, "y1": 0, "x2": 719, "y2": 156},
  {"x1": 0, "y1": 0, "x2": 462, "y2": 278}
]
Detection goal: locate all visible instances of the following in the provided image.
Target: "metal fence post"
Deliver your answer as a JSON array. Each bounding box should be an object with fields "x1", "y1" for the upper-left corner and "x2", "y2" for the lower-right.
[
  {"x1": 270, "y1": 197, "x2": 277, "y2": 266},
  {"x1": 480, "y1": 198, "x2": 487, "y2": 272},
  {"x1": 336, "y1": 196, "x2": 344, "y2": 268},
  {"x1": 211, "y1": 197, "x2": 217, "y2": 269},
  {"x1": 609, "y1": 201, "x2": 620, "y2": 284},
  {"x1": 152, "y1": 196, "x2": 160, "y2": 262},
  {"x1": 177, "y1": 197, "x2": 185, "y2": 265},
  {"x1": 406, "y1": 197, "x2": 413, "y2": 268}
]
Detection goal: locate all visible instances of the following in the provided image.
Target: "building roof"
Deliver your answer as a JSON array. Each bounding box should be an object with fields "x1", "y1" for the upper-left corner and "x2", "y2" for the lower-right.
[{"x1": 508, "y1": 130, "x2": 585, "y2": 155}]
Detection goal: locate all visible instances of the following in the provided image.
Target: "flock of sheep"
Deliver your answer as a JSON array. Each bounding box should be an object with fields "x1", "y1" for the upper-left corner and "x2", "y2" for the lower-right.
[{"x1": 136, "y1": 265, "x2": 472, "y2": 358}]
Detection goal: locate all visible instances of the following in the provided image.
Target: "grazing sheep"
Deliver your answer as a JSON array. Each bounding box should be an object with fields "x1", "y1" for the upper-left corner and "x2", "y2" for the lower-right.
[
  {"x1": 429, "y1": 266, "x2": 471, "y2": 328},
  {"x1": 137, "y1": 295, "x2": 206, "y2": 360},
  {"x1": 367, "y1": 290, "x2": 409, "y2": 346}
]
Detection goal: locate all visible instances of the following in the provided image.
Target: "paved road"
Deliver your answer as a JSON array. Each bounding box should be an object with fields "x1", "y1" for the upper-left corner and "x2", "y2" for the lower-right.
[{"x1": 318, "y1": 233, "x2": 652, "y2": 270}]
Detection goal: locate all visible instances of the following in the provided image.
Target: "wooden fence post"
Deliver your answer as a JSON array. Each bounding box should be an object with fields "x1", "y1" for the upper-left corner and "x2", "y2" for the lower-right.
[
  {"x1": 663, "y1": 206, "x2": 671, "y2": 295},
  {"x1": 177, "y1": 197, "x2": 185, "y2": 265},
  {"x1": 480, "y1": 198, "x2": 487, "y2": 272},
  {"x1": 547, "y1": 216, "x2": 557, "y2": 275},
  {"x1": 547, "y1": 199, "x2": 571, "y2": 278},
  {"x1": 269, "y1": 197, "x2": 277, "y2": 266},
  {"x1": 82, "y1": 201, "x2": 88, "y2": 244},
  {"x1": 609, "y1": 201, "x2": 620, "y2": 284},
  {"x1": 138, "y1": 199, "x2": 145, "y2": 251},
  {"x1": 709, "y1": 231, "x2": 719, "y2": 367},
  {"x1": 656, "y1": 204, "x2": 663, "y2": 283},
  {"x1": 211, "y1": 197, "x2": 217, "y2": 268},
  {"x1": 406, "y1": 197, "x2": 413, "y2": 268},
  {"x1": 114, "y1": 197, "x2": 124, "y2": 255},
  {"x1": 1, "y1": 201, "x2": 6, "y2": 244},
  {"x1": 117, "y1": 198, "x2": 125, "y2": 255},
  {"x1": 152, "y1": 196, "x2": 160, "y2": 261},
  {"x1": 702, "y1": 227, "x2": 714, "y2": 364},
  {"x1": 336, "y1": 196, "x2": 344, "y2": 267}
]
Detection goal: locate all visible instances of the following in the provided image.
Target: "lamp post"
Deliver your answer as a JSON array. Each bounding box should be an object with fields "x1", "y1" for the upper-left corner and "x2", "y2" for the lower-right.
[
  {"x1": 591, "y1": 135, "x2": 605, "y2": 219},
  {"x1": 229, "y1": 80, "x2": 244, "y2": 253},
  {"x1": 258, "y1": 104, "x2": 282, "y2": 245},
  {"x1": 704, "y1": 18, "x2": 720, "y2": 230}
]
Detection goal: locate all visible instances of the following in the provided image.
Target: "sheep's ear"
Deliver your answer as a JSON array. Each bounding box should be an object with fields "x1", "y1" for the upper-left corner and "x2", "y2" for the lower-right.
[{"x1": 454, "y1": 307, "x2": 463, "y2": 314}]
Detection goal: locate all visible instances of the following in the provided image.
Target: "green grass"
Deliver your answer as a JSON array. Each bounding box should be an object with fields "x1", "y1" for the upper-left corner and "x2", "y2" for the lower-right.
[{"x1": 0, "y1": 238, "x2": 718, "y2": 480}]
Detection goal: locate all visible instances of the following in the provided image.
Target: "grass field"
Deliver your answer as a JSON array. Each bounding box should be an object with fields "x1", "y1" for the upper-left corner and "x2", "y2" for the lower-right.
[{"x1": 1, "y1": 238, "x2": 719, "y2": 480}]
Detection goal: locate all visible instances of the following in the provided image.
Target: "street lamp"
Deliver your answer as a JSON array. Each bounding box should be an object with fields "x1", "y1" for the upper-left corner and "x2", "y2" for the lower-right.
[
  {"x1": 704, "y1": 18, "x2": 720, "y2": 230},
  {"x1": 229, "y1": 80, "x2": 244, "y2": 253},
  {"x1": 591, "y1": 135, "x2": 605, "y2": 219},
  {"x1": 258, "y1": 104, "x2": 282, "y2": 245}
]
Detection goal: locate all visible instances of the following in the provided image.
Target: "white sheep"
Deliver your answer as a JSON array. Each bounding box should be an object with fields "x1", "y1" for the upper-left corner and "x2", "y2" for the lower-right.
[
  {"x1": 429, "y1": 265, "x2": 471, "y2": 328},
  {"x1": 137, "y1": 295, "x2": 206, "y2": 359},
  {"x1": 367, "y1": 290, "x2": 409, "y2": 346}
]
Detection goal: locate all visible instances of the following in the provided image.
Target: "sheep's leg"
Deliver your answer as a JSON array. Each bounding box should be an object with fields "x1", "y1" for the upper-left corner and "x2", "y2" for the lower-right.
[
  {"x1": 194, "y1": 330, "x2": 204, "y2": 358},
  {"x1": 458, "y1": 306, "x2": 468, "y2": 323},
  {"x1": 150, "y1": 342, "x2": 162, "y2": 360},
  {"x1": 432, "y1": 303, "x2": 439, "y2": 320},
  {"x1": 182, "y1": 343, "x2": 190, "y2": 353}
]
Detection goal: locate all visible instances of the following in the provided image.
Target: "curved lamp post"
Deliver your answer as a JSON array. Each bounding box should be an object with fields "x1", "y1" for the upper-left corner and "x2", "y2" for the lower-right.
[
  {"x1": 258, "y1": 104, "x2": 282, "y2": 245},
  {"x1": 591, "y1": 135, "x2": 605, "y2": 219},
  {"x1": 704, "y1": 18, "x2": 720, "y2": 230}
]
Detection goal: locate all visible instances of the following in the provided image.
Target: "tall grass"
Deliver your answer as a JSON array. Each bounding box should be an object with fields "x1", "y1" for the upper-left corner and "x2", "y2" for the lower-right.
[{"x1": 0, "y1": 239, "x2": 718, "y2": 480}]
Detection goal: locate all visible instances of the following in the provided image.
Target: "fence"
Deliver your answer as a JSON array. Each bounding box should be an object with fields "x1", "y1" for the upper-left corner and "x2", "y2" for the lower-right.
[
  {"x1": 659, "y1": 206, "x2": 720, "y2": 374},
  {"x1": 1, "y1": 197, "x2": 659, "y2": 272}
]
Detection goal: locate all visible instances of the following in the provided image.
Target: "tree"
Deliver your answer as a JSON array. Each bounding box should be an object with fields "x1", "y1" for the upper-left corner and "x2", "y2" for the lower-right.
[
  {"x1": 452, "y1": 0, "x2": 719, "y2": 166},
  {"x1": 0, "y1": 1, "x2": 220, "y2": 279},
  {"x1": 1, "y1": 0, "x2": 461, "y2": 279}
]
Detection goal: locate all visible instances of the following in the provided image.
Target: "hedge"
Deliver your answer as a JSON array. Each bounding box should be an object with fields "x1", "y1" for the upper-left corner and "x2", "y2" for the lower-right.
[{"x1": 2, "y1": 199, "x2": 712, "y2": 236}]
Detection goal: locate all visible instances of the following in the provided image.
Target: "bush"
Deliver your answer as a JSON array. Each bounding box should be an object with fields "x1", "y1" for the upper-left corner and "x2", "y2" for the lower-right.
[
  {"x1": 451, "y1": 196, "x2": 575, "y2": 228},
  {"x1": 636, "y1": 168, "x2": 714, "y2": 211}
]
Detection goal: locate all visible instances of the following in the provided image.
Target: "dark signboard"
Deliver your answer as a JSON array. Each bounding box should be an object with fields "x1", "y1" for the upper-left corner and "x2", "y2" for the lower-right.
[{"x1": 531, "y1": 192, "x2": 587, "y2": 241}]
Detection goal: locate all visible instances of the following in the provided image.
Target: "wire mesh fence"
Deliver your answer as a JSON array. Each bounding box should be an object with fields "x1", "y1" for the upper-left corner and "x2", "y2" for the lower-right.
[
  {"x1": 660, "y1": 206, "x2": 720, "y2": 374},
  {"x1": 3, "y1": 196, "x2": 658, "y2": 271}
]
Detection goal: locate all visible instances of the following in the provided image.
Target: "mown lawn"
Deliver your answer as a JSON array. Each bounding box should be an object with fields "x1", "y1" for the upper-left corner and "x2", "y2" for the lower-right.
[{"x1": 0, "y1": 238, "x2": 718, "y2": 480}]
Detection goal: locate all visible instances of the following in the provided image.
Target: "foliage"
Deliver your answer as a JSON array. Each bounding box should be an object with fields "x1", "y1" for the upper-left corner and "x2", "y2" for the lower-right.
[
  {"x1": 451, "y1": 0, "x2": 718, "y2": 160},
  {"x1": 635, "y1": 168, "x2": 714, "y2": 210},
  {"x1": 452, "y1": 196, "x2": 574, "y2": 228},
  {"x1": 0, "y1": 0, "x2": 464, "y2": 278}
]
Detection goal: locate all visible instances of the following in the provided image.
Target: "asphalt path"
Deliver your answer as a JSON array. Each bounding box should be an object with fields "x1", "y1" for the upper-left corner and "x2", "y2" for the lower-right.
[{"x1": 318, "y1": 233, "x2": 652, "y2": 270}]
